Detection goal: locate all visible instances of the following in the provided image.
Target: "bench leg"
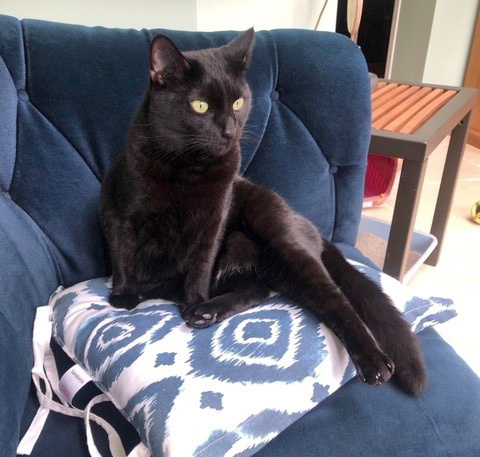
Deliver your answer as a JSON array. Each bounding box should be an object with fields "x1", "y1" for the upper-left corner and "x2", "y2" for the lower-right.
[
  {"x1": 383, "y1": 159, "x2": 428, "y2": 280},
  {"x1": 425, "y1": 111, "x2": 472, "y2": 266}
]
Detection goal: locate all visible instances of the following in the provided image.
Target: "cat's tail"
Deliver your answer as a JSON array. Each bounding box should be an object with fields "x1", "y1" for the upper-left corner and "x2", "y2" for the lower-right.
[{"x1": 321, "y1": 242, "x2": 427, "y2": 397}]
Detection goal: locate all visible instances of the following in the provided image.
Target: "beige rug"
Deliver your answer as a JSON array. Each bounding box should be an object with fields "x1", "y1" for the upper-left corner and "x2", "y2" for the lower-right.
[{"x1": 355, "y1": 232, "x2": 421, "y2": 271}]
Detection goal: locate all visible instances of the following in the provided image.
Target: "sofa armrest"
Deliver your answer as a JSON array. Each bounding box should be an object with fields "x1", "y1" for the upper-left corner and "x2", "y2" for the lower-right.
[{"x1": 0, "y1": 195, "x2": 61, "y2": 456}]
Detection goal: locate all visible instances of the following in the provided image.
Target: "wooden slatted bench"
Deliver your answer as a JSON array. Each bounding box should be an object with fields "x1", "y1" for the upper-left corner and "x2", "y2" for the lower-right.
[
  {"x1": 372, "y1": 82, "x2": 458, "y2": 133},
  {"x1": 367, "y1": 80, "x2": 477, "y2": 280}
]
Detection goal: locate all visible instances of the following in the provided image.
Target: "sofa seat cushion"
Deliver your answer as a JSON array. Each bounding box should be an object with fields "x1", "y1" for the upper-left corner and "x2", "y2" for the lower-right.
[{"x1": 256, "y1": 326, "x2": 480, "y2": 457}]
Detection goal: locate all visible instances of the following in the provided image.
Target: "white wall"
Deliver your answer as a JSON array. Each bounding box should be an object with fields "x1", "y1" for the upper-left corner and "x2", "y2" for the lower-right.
[
  {"x1": 0, "y1": 0, "x2": 197, "y2": 30},
  {"x1": 422, "y1": 0, "x2": 479, "y2": 86},
  {"x1": 0, "y1": 0, "x2": 337, "y2": 32},
  {"x1": 196, "y1": 0, "x2": 337, "y2": 32},
  {"x1": 390, "y1": 0, "x2": 437, "y2": 82}
]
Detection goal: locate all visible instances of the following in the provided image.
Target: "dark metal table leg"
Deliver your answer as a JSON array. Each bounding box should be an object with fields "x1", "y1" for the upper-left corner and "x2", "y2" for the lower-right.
[
  {"x1": 383, "y1": 159, "x2": 428, "y2": 280},
  {"x1": 425, "y1": 111, "x2": 472, "y2": 266}
]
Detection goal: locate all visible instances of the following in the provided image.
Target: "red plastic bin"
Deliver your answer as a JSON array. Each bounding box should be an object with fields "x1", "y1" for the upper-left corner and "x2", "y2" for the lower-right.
[{"x1": 363, "y1": 155, "x2": 399, "y2": 207}]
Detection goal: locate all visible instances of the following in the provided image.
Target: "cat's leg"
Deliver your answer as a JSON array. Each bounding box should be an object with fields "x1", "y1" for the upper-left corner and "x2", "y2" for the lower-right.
[
  {"x1": 105, "y1": 217, "x2": 141, "y2": 309},
  {"x1": 264, "y1": 251, "x2": 395, "y2": 387},
  {"x1": 183, "y1": 231, "x2": 270, "y2": 328},
  {"x1": 140, "y1": 276, "x2": 185, "y2": 303},
  {"x1": 321, "y1": 241, "x2": 427, "y2": 396},
  {"x1": 183, "y1": 220, "x2": 226, "y2": 307},
  {"x1": 234, "y1": 178, "x2": 394, "y2": 386}
]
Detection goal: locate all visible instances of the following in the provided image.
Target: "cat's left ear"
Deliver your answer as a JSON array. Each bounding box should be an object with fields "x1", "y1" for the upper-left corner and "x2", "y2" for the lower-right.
[
  {"x1": 222, "y1": 27, "x2": 255, "y2": 74},
  {"x1": 150, "y1": 34, "x2": 190, "y2": 85}
]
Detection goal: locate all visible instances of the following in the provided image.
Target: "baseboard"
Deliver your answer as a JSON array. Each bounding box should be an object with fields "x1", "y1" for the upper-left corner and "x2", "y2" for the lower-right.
[{"x1": 467, "y1": 128, "x2": 480, "y2": 150}]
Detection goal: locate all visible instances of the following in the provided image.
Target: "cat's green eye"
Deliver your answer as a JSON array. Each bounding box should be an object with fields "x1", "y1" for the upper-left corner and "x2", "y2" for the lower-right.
[
  {"x1": 191, "y1": 100, "x2": 209, "y2": 114},
  {"x1": 232, "y1": 98, "x2": 244, "y2": 111}
]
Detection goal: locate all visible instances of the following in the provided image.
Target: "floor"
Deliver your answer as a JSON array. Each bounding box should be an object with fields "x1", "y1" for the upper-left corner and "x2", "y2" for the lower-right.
[{"x1": 362, "y1": 137, "x2": 480, "y2": 376}]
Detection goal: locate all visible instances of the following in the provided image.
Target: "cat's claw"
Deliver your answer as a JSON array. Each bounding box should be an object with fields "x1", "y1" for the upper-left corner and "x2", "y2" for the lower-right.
[{"x1": 354, "y1": 349, "x2": 395, "y2": 386}]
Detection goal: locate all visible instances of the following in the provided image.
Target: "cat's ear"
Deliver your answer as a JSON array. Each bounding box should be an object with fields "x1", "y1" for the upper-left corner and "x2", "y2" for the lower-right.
[
  {"x1": 150, "y1": 34, "x2": 190, "y2": 85},
  {"x1": 222, "y1": 27, "x2": 255, "y2": 74}
]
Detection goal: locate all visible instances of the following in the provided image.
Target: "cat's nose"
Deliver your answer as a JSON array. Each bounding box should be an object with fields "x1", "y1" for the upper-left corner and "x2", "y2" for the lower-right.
[
  {"x1": 222, "y1": 126, "x2": 236, "y2": 140},
  {"x1": 222, "y1": 118, "x2": 236, "y2": 140}
]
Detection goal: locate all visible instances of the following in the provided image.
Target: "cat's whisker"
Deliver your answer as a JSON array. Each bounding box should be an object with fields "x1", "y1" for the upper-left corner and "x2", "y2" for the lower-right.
[
  {"x1": 131, "y1": 121, "x2": 157, "y2": 127},
  {"x1": 241, "y1": 132, "x2": 261, "y2": 140}
]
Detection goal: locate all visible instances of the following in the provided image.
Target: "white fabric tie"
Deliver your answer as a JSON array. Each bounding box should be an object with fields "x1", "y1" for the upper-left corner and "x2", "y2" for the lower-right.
[{"x1": 17, "y1": 298, "x2": 150, "y2": 457}]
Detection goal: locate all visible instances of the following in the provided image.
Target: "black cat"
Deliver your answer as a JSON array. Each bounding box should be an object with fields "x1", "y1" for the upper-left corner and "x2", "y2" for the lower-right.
[{"x1": 100, "y1": 29, "x2": 426, "y2": 396}]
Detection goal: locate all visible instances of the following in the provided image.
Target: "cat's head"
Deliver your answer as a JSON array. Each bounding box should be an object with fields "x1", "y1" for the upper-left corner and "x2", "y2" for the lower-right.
[{"x1": 146, "y1": 29, "x2": 255, "y2": 157}]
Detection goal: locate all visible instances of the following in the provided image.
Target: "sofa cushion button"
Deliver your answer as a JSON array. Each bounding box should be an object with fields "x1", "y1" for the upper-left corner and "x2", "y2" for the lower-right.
[
  {"x1": 17, "y1": 89, "x2": 29, "y2": 101},
  {"x1": 329, "y1": 165, "x2": 338, "y2": 174},
  {"x1": 270, "y1": 90, "x2": 279, "y2": 101}
]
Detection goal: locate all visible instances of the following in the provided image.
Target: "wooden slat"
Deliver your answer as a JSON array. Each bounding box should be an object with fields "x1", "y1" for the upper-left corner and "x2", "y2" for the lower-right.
[
  {"x1": 371, "y1": 83, "x2": 398, "y2": 102},
  {"x1": 399, "y1": 90, "x2": 457, "y2": 133},
  {"x1": 372, "y1": 84, "x2": 410, "y2": 111},
  {"x1": 372, "y1": 86, "x2": 420, "y2": 121},
  {"x1": 383, "y1": 88, "x2": 445, "y2": 132},
  {"x1": 371, "y1": 81, "x2": 387, "y2": 93},
  {"x1": 373, "y1": 86, "x2": 433, "y2": 129}
]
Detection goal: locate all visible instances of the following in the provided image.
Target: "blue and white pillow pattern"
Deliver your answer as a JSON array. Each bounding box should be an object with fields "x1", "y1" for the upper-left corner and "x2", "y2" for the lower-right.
[{"x1": 51, "y1": 262, "x2": 456, "y2": 457}]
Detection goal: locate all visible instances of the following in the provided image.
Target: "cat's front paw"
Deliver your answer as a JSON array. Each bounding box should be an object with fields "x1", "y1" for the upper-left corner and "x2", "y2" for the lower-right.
[
  {"x1": 109, "y1": 293, "x2": 140, "y2": 310},
  {"x1": 354, "y1": 348, "x2": 395, "y2": 386},
  {"x1": 182, "y1": 304, "x2": 218, "y2": 329}
]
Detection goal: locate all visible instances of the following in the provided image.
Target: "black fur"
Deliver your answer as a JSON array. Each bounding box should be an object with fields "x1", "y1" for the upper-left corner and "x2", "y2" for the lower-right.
[{"x1": 100, "y1": 29, "x2": 427, "y2": 396}]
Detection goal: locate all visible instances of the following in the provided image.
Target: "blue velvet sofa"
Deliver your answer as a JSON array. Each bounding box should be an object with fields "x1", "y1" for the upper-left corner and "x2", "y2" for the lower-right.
[{"x1": 1, "y1": 15, "x2": 479, "y2": 457}]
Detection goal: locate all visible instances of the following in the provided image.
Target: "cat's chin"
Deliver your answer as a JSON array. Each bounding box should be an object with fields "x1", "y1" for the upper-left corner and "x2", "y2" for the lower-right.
[
  {"x1": 215, "y1": 147, "x2": 232, "y2": 156},
  {"x1": 209, "y1": 143, "x2": 238, "y2": 157},
  {"x1": 221, "y1": 136, "x2": 241, "y2": 150}
]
